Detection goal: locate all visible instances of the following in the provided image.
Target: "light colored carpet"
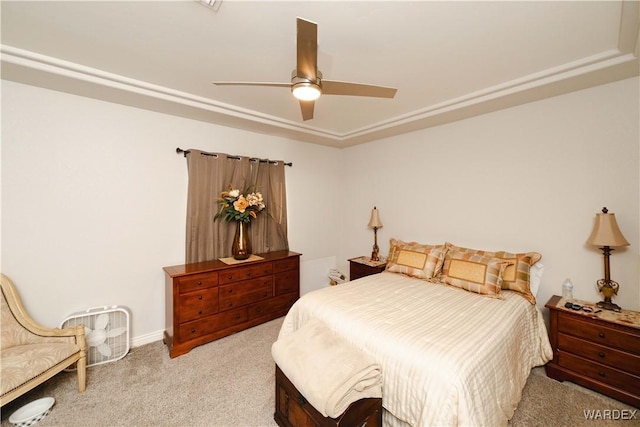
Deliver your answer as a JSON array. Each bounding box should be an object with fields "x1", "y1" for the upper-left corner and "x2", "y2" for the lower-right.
[{"x1": 1, "y1": 317, "x2": 637, "y2": 426}]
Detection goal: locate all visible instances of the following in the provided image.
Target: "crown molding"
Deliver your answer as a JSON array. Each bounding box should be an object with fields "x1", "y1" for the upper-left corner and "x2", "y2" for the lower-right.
[{"x1": 1, "y1": 1, "x2": 637, "y2": 148}]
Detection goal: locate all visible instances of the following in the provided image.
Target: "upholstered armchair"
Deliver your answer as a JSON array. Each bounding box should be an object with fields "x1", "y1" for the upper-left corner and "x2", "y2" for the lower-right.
[{"x1": 1, "y1": 273, "x2": 87, "y2": 406}]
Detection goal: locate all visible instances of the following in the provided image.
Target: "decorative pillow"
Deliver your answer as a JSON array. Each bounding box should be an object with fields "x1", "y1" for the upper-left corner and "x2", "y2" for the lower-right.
[
  {"x1": 386, "y1": 238, "x2": 446, "y2": 280},
  {"x1": 444, "y1": 243, "x2": 542, "y2": 304},
  {"x1": 440, "y1": 251, "x2": 511, "y2": 298},
  {"x1": 529, "y1": 263, "x2": 544, "y2": 297}
]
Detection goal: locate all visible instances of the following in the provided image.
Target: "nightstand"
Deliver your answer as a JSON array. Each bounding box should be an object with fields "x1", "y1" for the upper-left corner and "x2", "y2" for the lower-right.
[
  {"x1": 545, "y1": 295, "x2": 640, "y2": 408},
  {"x1": 349, "y1": 256, "x2": 386, "y2": 281}
]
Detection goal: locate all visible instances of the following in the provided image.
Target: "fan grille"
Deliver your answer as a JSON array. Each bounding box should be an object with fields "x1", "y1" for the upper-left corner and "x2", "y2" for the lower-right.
[{"x1": 61, "y1": 306, "x2": 130, "y2": 367}]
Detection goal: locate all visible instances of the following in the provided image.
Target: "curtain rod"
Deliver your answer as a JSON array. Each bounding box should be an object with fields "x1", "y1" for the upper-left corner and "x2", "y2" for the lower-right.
[{"x1": 176, "y1": 147, "x2": 292, "y2": 167}]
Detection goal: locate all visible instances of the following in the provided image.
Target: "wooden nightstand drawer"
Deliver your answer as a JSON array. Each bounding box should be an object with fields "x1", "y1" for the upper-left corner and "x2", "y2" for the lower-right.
[
  {"x1": 349, "y1": 257, "x2": 386, "y2": 281},
  {"x1": 558, "y1": 351, "x2": 640, "y2": 396},
  {"x1": 545, "y1": 295, "x2": 640, "y2": 408},
  {"x1": 558, "y1": 333, "x2": 640, "y2": 376},
  {"x1": 558, "y1": 312, "x2": 640, "y2": 354}
]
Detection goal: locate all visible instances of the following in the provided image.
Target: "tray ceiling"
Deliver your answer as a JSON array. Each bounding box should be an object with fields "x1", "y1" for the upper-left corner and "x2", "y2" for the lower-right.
[{"x1": 1, "y1": 1, "x2": 638, "y2": 147}]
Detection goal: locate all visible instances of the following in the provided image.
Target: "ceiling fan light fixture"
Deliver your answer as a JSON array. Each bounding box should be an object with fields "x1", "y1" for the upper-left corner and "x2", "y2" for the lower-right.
[{"x1": 292, "y1": 82, "x2": 322, "y2": 101}]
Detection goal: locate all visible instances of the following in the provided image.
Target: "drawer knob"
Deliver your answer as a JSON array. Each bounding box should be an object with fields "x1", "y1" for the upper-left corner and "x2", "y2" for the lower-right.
[
  {"x1": 228, "y1": 289, "x2": 233, "y2": 294},
  {"x1": 263, "y1": 292, "x2": 268, "y2": 297},
  {"x1": 228, "y1": 275, "x2": 233, "y2": 280},
  {"x1": 256, "y1": 307, "x2": 262, "y2": 313},
  {"x1": 235, "y1": 314, "x2": 241, "y2": 319},
  {"x1": 598, "y1": 371, "x2": 606, "y2": 377},
  {"x1": 198, "y1": 310, "x2": 203, "y2": 315},
  {"x1": 598, "y1": 352, "x2": 605, "y2": 358},
  {"x1": 298, "y1": 395, "x2": 307, "y2": 406},
  {"x1": 198, "y1": 295, "x2": 203, "y2": 300},
  {"x1": 598, "y1": 332, "x2": 605, "y2": 338},
  {"x1": 228, "y1": 302, "x2": 233, "y2": 307},
  {"x1": 191, "y1": 328, "x2": 196, "y2": 333},
  {"x1": 197, "y1": 281, "x2": 202, "y2": 286}
]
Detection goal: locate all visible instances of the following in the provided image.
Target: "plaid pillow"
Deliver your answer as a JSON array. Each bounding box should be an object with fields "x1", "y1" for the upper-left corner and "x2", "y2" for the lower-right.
[
  {"x1": 444, "y1": 243, "x2": 542, "y2": 303},
  {"x1": 441, "y1": 250, "x2": 511, "y2": 298},
  {"x1": 386, "y1": 238, "x2": 446, "y2": 280}
]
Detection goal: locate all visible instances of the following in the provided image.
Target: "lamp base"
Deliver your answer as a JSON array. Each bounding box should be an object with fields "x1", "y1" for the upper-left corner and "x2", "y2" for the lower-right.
[{"x1": 596, "y1": 300, "x2": 621, "y2": 312}]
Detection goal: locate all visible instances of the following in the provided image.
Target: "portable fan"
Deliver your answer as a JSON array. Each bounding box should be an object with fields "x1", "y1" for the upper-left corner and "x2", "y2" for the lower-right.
[{"x1": 61, "y1": 305, "x2": 130, "y2": 367}]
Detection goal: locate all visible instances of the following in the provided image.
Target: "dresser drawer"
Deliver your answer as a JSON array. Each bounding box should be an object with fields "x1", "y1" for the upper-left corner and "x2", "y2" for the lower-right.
[
  {"x1": 177, "y1": 272, "x2": 218, "y2": 294},
  {"x1": 558, "y1": 333, "x2": 640, "y2": 376},
  {"x1": 219, "y1": 277, "x2": 273, "y2": 311},
  {"x1": 219, "y1": 263, "x2": 273, "y2": 284},
  {"x1": 249, "y1": 293, "x2": 298, "y2": 320},
  {"x1": 177, "y1": 289, "x2": 219, "y2": 323},
  {"x1": 275, "y1": 270, "x2": 299, "y2": 295},
  {"x1": 178, "y1": 308, "x2": 248, "y2": 341},
  {"x1": 558, "y1": 312, "x2": 640, "y2": 354},
  {"x1": 558, "y1": 351, "x2": 640, "y2": 396},
  {"x1": 273, "y1": 257, "x2": 298, "y2": 273}
]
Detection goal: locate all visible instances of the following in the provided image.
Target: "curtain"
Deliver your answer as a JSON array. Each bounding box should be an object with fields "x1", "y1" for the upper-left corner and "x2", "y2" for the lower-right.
[{"x1": 185, "y1": 150, "x2": 288, "y2": 263}]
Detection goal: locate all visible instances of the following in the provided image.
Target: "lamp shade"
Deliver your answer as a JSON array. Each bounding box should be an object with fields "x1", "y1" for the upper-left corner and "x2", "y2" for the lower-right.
[
  {"x1": 368, "y1": 207, "x2": 383, "y2": 229},
  {"x1": 587, "y1": 208, "x2": 629, "y2": 247}
]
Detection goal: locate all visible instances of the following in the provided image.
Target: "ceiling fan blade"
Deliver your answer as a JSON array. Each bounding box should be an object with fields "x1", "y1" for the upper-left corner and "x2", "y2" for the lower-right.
[
  {"x1": 213, "y1": 81, "x2": 291, "y2": 88},
  {"x1": 296, "y1": 18, "x2": 318, "y2": 81},
  {"x1": 299, "y1": 100, "x2": 315, "y2": 121},
  {"x1": 322, "y1": 80, "x2": 397, "y2": 98}
]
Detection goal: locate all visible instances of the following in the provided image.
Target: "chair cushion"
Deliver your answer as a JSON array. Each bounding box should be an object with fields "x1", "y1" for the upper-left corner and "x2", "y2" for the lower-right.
[{"x1": 1, "y1": 343, "x2": 80, "y2": 396}]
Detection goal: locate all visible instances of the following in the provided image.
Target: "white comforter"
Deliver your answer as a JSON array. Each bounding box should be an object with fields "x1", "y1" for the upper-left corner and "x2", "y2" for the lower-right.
[{"x1": 278, "y1": 272, "x2": 553, "y2": 427}]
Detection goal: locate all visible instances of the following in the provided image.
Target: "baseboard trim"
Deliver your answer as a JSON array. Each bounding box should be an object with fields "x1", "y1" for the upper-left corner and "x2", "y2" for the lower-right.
[{"x1": 132, "y1": 330, "x2": 164, "y2": 348}]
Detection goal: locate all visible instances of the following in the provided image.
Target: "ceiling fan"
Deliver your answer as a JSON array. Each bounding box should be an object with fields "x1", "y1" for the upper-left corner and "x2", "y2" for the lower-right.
[{"x1": 212, "y1": 18, "x2": 398, "y2": 121}]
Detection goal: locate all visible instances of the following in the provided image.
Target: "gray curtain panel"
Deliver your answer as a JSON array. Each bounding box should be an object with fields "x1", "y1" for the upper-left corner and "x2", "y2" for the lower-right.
[{"x1": 185, "y1": 150, "x2": 288, "y2": 263}]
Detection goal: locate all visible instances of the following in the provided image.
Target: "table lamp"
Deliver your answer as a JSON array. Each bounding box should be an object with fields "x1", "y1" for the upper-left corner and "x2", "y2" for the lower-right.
[
  {"x1": 586, "y1": 207, "x2": 629, "y2": 311},
  {"x1": 368, "y1": 207, "x2": 383, "y2": 261}
]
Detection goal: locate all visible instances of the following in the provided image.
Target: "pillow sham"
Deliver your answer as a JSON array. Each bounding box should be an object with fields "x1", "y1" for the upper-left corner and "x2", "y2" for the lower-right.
[
  {"x1": 444, "y1": 243, "x2": 542, "y2": 304},
  {"x1": 440, "y1": 251, "x2": 510, "y2": 298},
  {"x1": 386, "y1": 238, "x2": 446, "y2": 280}
]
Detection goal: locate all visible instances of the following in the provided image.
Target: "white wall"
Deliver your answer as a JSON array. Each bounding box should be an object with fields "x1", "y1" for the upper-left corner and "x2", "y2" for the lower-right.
[
  {"x1": 1, "y1": 80, "x2": 343, "y2": 345},
  {"x1": 339, "y1": 77, "x2": 640, "y2": 312},
  {"x1": 3, "y1": 77, "x2": 638, "y2": 348}
]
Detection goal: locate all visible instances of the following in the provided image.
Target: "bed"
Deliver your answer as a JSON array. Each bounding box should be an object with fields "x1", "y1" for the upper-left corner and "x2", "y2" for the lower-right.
[{"x1": 278, "y1": 243, "x2": 553, "y2": 427}]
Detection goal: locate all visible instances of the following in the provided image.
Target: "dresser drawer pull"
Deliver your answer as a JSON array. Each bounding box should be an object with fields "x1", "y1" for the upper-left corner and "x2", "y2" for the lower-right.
[
  {"x1": 598, "y1": 352, "x2": 605, "y2": 358},
  {"x1": 598, "y1": 371, "x2": 606, "y2": 377},
  {"x1": 191, "y1": 328, "x2": 196, "y2": 334},
  {"x1": 198, "y1": 295, "x2": 203, "y2": 300},
  {"x1": 227, "y1": 289, "x2": 233, "y2": 294},
  {"x1": 263, "y1": 292, "x2": 268, "y2": 297},
  {"x1": 256, "y1": 307, "x2": 262, "y2": 313},
  {"x1": 598, "y1": 332, "x2": 605, "y2": 338},
  {"x1": 235, "y1": 313, "x2": 241, "y2": 319},
  {"x1": 197, "y1": 281, "x2": 202, "y2": 286},
  {"x1": 298, "y1": 395, "x2": 307, "y2": 406},
  {"x1": 227, "y1": 302, "x2": 233, "y2": 307},
  {"x1": 227, "y1": 275, "x2": 233, "y2": 280},
  {"x1": 198, "y1": 310, "x2": 203, "y2": 315}
]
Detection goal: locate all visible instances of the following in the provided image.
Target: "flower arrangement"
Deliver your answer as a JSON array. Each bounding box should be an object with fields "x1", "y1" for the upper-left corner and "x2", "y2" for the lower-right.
[{"x1": 215, "y1": 185, "x2": 266, "y2": 224}]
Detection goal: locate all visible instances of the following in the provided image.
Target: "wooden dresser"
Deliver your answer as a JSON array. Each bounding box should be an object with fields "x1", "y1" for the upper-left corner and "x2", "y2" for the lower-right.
[
  {"x1": 545, "y1": 295, "x2": 640, "y2": 408},
  {"x1": 163, "y1": 251, "x2": 300, "y2": 358}
]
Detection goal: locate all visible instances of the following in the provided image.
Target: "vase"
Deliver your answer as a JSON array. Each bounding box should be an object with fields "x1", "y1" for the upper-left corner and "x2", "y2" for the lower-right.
[{"x1": 231, "y1": 221, "x2": 251, "y2": 260}]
